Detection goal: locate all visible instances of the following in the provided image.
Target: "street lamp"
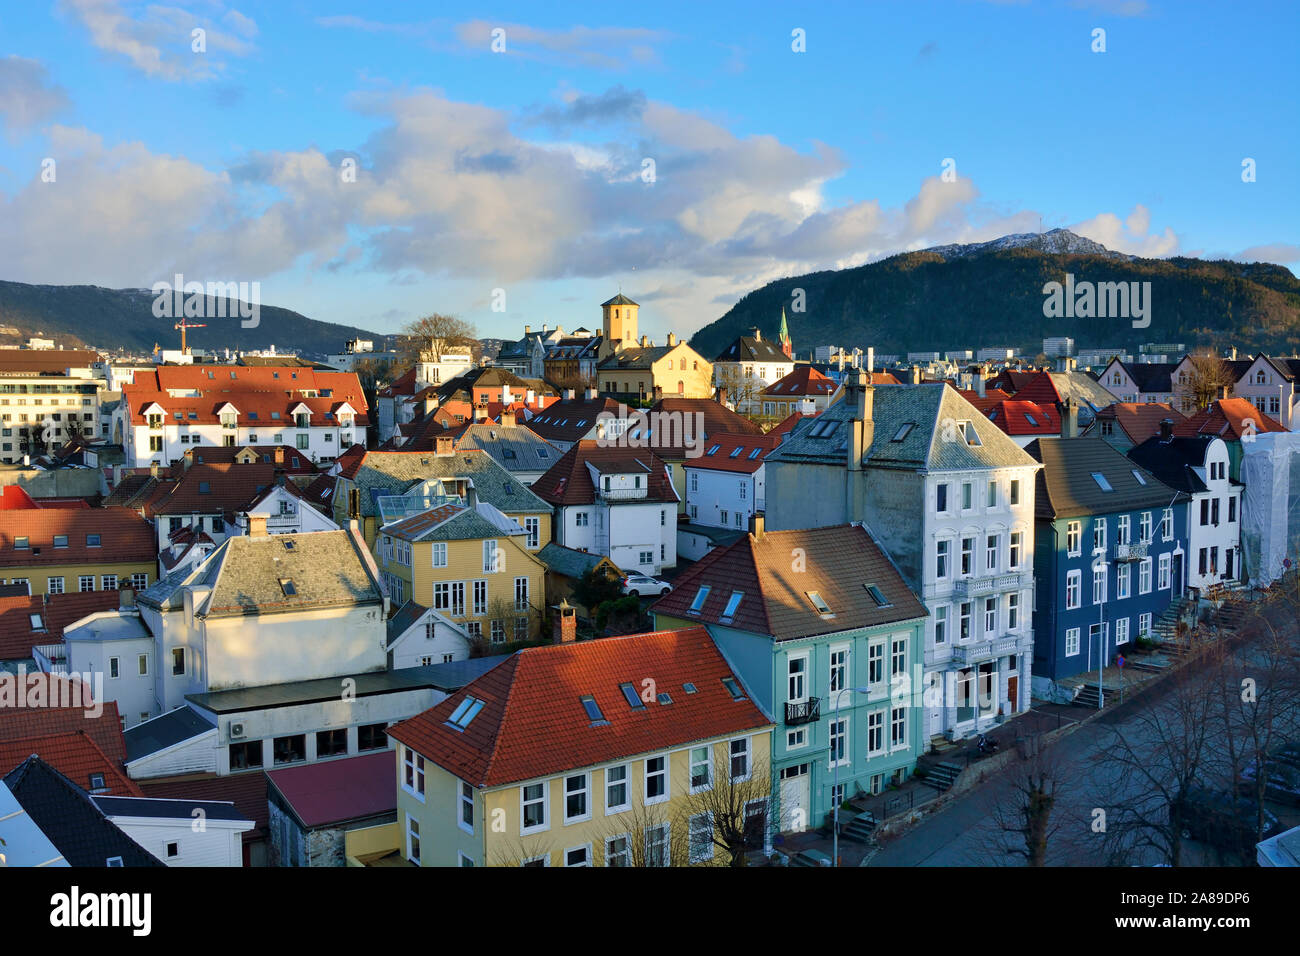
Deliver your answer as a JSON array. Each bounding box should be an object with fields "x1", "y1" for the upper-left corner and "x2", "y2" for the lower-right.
[{"x1": 831, "y1": 685, "x2": 872, "y2": 868}]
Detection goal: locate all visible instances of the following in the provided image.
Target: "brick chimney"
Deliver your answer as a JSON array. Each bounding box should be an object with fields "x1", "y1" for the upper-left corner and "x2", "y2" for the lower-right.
[
  {"x1": 667, "y1": 332, "x2": 677, "y2": 347},
  {"x1": 247, "y1": 513, "x2": 268, "y2": 536},
  {"x1": 716, "y1": 386, "x2": 728, "y2": 407},
  {"x1": 553, "y1": 599, "x2": 577, "y2": 644},
  {"x1": 435, "y1": 436, "x2": 454, "y2": 456},
  {"x1": 640, "y1": 335, "x2": 650, "y2": 347},
  {"x1": 500, "y1": 410, "x2": 516, "y2": 427},
  {"x1": 1159, "y1": 418, "x2": 1174, "y2": 442},
  {"x1": 749, "y1": 512, "x2": 765, "y2": 539}
]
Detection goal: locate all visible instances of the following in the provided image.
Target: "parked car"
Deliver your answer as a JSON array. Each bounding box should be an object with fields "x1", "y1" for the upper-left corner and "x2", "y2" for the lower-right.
[
  {"x1": 622, "y1": 574, "x2": 671, "y2": 597},
  {"x1": 1173, "y1": 787, "x2": 1282, "y2": 854},
  {"x1": 1238, "y1": 758, "x2": 1300, "y2": 806}
]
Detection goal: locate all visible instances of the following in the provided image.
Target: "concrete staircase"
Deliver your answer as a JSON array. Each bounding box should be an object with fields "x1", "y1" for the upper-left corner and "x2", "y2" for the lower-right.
[
  {"x1": 1152, "y1": 596, "x2": 1194, "y2": 644},
  {"x1": 839, "y1": 812, "x2": 878, "y2": 844},
  {"x1": 919, "y1": 761, "x2": 963, "y2": 793},
  {"x1": 1073, "y1": 683, "x2": 1103, "y2": 709}
]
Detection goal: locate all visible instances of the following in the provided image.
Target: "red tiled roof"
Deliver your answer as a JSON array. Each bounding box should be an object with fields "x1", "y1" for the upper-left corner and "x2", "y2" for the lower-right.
[
  {"x1": 1010, "y1": 371, "x2": 1062, "y2": 406},
  {"x1": 1093, "y1": 402, "x2": 1187, "y2": 444},
  {"x1": 184, "y1": 444, "x2": 318, "y2": 473},
  {"x1": 689, "y1": 431, "x2": 784, "y2": 474},
  {"x1": 266, "y1": 750, "x2": 395, "y2": 828},
  {"x1": 0, "y1": 507, "x2": 156, "y2": 567},
  {"x1": 530, "y1": 441, "x2": 678, "y2": 506},
  {"x1": 140, "y1": 773, "x2": 270, "y2": 842},
  {"x1": 121, "y1": 365, "x2": 369, "y2": 427},
  {"x1": 1173, "y1": 397, "x2": 1288, "y2": 441},
  {"x1": 0, "y1": 590, "x2": 122, "y2": 660},
  {"x1": 387, "y1": 628, "x2": 771, "y2": 788},
  {"x1": 146, "y1": 462, "x2": 277, "y2": 517},
  {"x1": 0, "y1": 730, "x2": 142, "y2": 796},
  {"x1": 763, "y1": 365, "x2": 836, "y2": 397},
  {"x1": 986, "y1": 399, "x2": 1060, "y2": 436}
]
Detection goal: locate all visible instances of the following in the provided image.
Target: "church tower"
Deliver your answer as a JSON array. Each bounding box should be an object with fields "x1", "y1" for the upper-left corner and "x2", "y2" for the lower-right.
[
  {"x1": 778, "y1": 307, "x2": 793, "y2": 359},
  {"x1": 601, "y1": 292, "x2": 639, "y2": 345}
]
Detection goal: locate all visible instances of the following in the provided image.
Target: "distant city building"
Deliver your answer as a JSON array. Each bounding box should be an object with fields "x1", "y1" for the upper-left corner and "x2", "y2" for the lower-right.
[
  {"x1": 976, "y1": 347, "x2": 1016, "y2": 363},
  {"x1": 907, "y1": 351, "x2": 941, "y2": 363},
  {"x1": 1042, "y1": 336, "x2": 1075, "y2": 358}
]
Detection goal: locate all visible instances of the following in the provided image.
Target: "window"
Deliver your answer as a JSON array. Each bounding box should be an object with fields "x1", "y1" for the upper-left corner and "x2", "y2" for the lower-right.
[
  {"x1": 829, "y1": 646, "x2": 848, "y2": 694},
  {"x1": 867, "y1": 710, "x2": 884, "y2": 755},
  {"x1": 891, "y1": 705, "x2": 907, "y2": 749},
  {"x1": 868, "y1": 641, "x2": 884, "y2": 685},
  {"x1": 574, "y1": 512, "x2": 589, "y2": 527},
  {"x1": 52, "y1": 534, "x2": 68, "y2": 549},
  {"x1": 689, "y1": 812, "x2": 714, "y2": 863},
  {"x1": 13, "y1": 536, "x2": 27, "y2": 550},
  {"x1": 891, "y1": 637, "x2": 906, "y2": 677},
  {"x1": 1065, "y1": 627, "x2": 1080, "y2": 657},
  {"x1": 1161, "y1": 508, "x2": 1173, "y2": 541},
  {"x1": 1010, "y1": 479, "x2": 1021, "y2": 506},
  {"x1": 828, "y1": 718, "x2": 847, "y2": 767},
  {"x1": 934, "y1": 605, "x2": 948, "y2": 645},
  {"x1": 606, "y1": 834, "x2": 631, "y2": 867},
  {"x1": 959, "y1": 602, "x2": 972, "y2": 641},
  {"x1": 606, "y1": 765, "x2": 629, "y2": 812},
  {"x1": 1117, "y1": 563, "x2": 1131, "y2": 599},
  {"x1": 962, "y1": 482, "x2": 973, "y2": 510},
  {"x1": 1140, "y1": 511, "x2": 1152, "y2": 544},
  {"x1": 787, "y1": 728, "x2": 806, "y2": 749},
  {"x1": 447, "y1": 696, "x2": 485, "y2": 729},
  {"x1": 1115, "y1": 617, "x2": 1130, "y2": 646},
  {"x1": 787, "y1": 655, "x2": 807, "y2": 701},
  {"x1": 1139, "y1": 612, "x2": 1152, "y2": 638},
  {"x1": 451, "y1": 582, "x2": 466, "y2": 617},
  {"x1": 645, "y1": 755, "x2": 668, "y2": 803},
  {"x1": 521, "y1": 783, "x2": 547, "y2": 831},
  {"x1": 564, "y1": 845, "x2": 591, "y2": 867},
  {"x1": 524, "y1": 517, "x2": 540, "y2": 549},
  {"x1": 805, "y1": 591, "x2": 831, "y2": 615},
  {"x1": 79, "y1": 575, "x2": 95, "y2": 592},
  {"x1": 690, "y1": 746, "x2": 712, "y2": 792},
  {"x1": 431, "y1": 542, "x2": 448, "y2": 567},
  {"x1": 730, "y1": 738, "x2": 751, "y2": 780},
  {"x1": 131, "y1": 573, "x2": 148, "y2": 590},
  {"x1": 316, "y1": 728, "x2": 347, "y2": 758},
  {"x1": 108, "y1": 657, "x2": 119, "y2": 679},
  {"x1": 987, "y1": 480, "x2": 997, "y2": 508},
  {"x1": 1093, "y1": 518, "x2": 1106, "y2": 552},
  {"x1": 515, "y1": 576, "x2": 529, "y2": 611},
  {"x1": 984, "y1": 597, "x2": 997, "y2": 634},
  {"x1": 1009, "y1": 531, "x2": 1023, "y2": 569},
  {"x1": 172, "y1": 647, "x2": 185, "y2": 675},
  {"x1": 138, "y1": 654, "x2": 148, "y2": 676},
  {"x1": 936, "y1": 483, "x2": 949, "y2": 512},
  {"x1": 229, "y1": 740, "x2": 262, "y2": 771},
  {"x1": 48, "y1": 577, "x2": 64, "y2": 595},
  {"x1": 1066, "y1": 570, "x2": 1081, "y2": 610},
  {"x1": 1117, "y1": 515, "x2": 1130, "y2": 546},
  {"x1": 960, "y1": 537, "x2": 974, "y2": 576},
  {"x1": 565, "y1": 773, "x2": 590, "y2": 822},
  {"x1": 1008, "y1": 592, "x2": 1020, "y2": 629},
  {"x1": 1093, "y1": 565, "x2": 1107, "y2": 604},
  {"x1": 639, "y1": 550, "x2": 653, "y2": 565},
  {"x1": 407, "y1": 817, "x2": 421, "y2": 865},
  {"x1": 273, "y1": 734, "x2": 306, "y2": 765},
  {"x1": 645, "y1": 823, "x2": 670, "y2": 867},
  {"x1": 689, "y1": 585, "x2": 711, "y2": 613},
  {"x1": 434, "y1": 582, "x2": 449, "y2": 611},
  {"x1": 483, "y1": 540, "x2": 500, "y2": 573},
  {"x1": 1139, "y1": 558, "x2": 1153, "y2": 594},
  {"x1": 1158, "y1": 553, "x2": 1171, "y2": 590},
  {"x1": 359, "y1": 722, "x2": 388, "y2": 752},
  {"x1": 936, "y1": 539, "x2": 950, "y2": 578},
  {"x1": 1066, "y1": 521, "x2": 1081, "y2": 556},
  {"x1": 986, "y1": 534, "x2": 998, "y2": 571}
]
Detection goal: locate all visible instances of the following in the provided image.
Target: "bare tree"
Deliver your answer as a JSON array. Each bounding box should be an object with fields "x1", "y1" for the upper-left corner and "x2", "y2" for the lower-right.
[
  {"x1": 670, "y1": 752, "x2": 772, "y2": 867},
  {"x1": 397, "y1": 314, "x2": 478, "y2": 367},
  {"x1": 714, "y1": 364, "x2": 764, "y2": 413},
  {"x1": 1175, "y1": 351, "x2": 1236, "y2": 413}
]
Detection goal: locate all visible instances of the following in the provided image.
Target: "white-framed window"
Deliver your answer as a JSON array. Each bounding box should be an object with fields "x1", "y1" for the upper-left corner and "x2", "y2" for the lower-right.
[
  {"x1": 867, "y1": 640, "x2": 885, "y2": 689},
  {"x1": 605, "y1": 765, "x2": 629, "y2": 814},
  {"x1": 1117, "y1": 563, "x2": 1131, "y2": 599},
  {"x1": 1093, "y1": 565, "x2": 1107, "y2": 605},
  {"x1": 1065, "y1": 627, "x2": 1080, "y2": 657},
  {"x1": 645, "y1": 755, "x2": 668, "y2": 804},
  {"x1": 786, "y1": 653, "x2": 807, "y2": 702},
  {"x1": 1007, "y1": 592, "x2": 1020, "y2": 630},
  {"x1": 1161, "y1": 508, "x2": 1173, "y2": 541},
  {"x1": 108, "y1": 657, "x2": 119, "y2": 679},
  {"x1": 483, "y1": 540, "x2": 501, "y2": 573},
  {"x1": 959, "y1": 602, "x2": 972, "y2": 641},
  {"x1": 1117, "y1": 514, "x2": 1131, "y2": 546},
  {"x1": 987, "y1": 480, "x2": 997, "y2": 508},
  {"x1": 828, "y1": 718, "x2": 848, "y2": 768},
  {"x1": 890, "y1": 705, "x2": 907, "y2": 749},
  {"x1": 867, "y1": 710, "x2": 885, "y2": 755},
  {"x1": 605, "y1": 834, "x2": 631, "y2": 867},
  {"x1": 524, "y1": 517, "x2": 540, "y2": 549},
  {"x1": 935, "y1": 539, "x2": 950, "y2": 578},
  {"x1": 1066, "y1": 570, "x2": 1081, "y2": 610},
  {"x1": 984, "y1": 597, "x2": 997, "y2": 634},
  {"x1": 402, "y1": 746, "x2": 425, "y2": 801},
  {"x1": 689, "y1": 812, "x2": 715, "y2": 864},
  {"x1": 891, "y1": 637, "x2": 907, "y2": 677},
  {"x1": 961, "y1": 481, "x2": 973, "y2": 510},
  {"x1": 730, "y1": 737, "x2": 751, "y2": 781},
  {"x1": 1114, "y1": 617, "x2": 1130, "y2": 646},
  {"x1": 472, "y1": 580, "x2": 487, "y2": 616},
  {"x1": 1066, "y1": 520, "x2": 1081, "y2": 556},
  {"x1": 829, "y1": 645, "x2": 849, "y2": 695},
  {"x1": 645, "y1": 823, "x2": 670, "y2": 867},
  {"x1": 1093, "y1": 518, "x2": 1106, "y2": 552},
  {"x1": 521, "y1": 782, "x2": 548, "y2": 832},
  {"x1": 1139, "y1": 558, "x2": 1153, "y2": 594},
  {"x1": 786, "y1": 728, "x2": 806, "y2": 750},
  {"x1": 564, "y1": 773, "x2": 591, "y2": 823},
  {"x1": 689, "y1": 746, "x2": 712, "y2": 793},
  {"x1": 986, "y1": 533, "x2": 998, "y2": 572},
  {"x1": 564, "y1": 844, "x2": 592, "y2": 867},
  {"x1": 1158, "y1": 553, "x2": 1171, "y2": 590},
  {"x1": 459, "y1": 781, "x2": 474, "y2": 834},
  {"x1": 432, "y1": 542, "x2": 448, "y2": 567},
  {"x1": 514, "y1": 576, "x2": 529, "y2": 611},
  {"x1": 960, "y1": 536, "x2": 974, "y2": 576},
  {"x1": 1138, "y1": 612, "x2": 1152, "y2": 638},
  {"x1": 1009, "y1": 531, "x2": 1023, "y2": 569},
  {"x1": 934, "y1": 605, "x2": 948, "y2": 645},
  {"x1": 1140, "y1": 511, "x2": 1152, "y2": 543},
  {"x1": 406, "y1": 816, "x2": 421, "y2": 865}
]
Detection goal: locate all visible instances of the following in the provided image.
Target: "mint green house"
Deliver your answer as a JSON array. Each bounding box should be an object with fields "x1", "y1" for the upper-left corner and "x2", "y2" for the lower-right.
[{"x1": 651, "y1": 520, "x2": 928, "y2": 834}]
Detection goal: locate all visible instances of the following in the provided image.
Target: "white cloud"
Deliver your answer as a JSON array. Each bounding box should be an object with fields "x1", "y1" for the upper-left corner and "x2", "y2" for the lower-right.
[
  {"x1": 0, "y1": 57, "x2": 70, "y2": 132},
  {"x1": 1071, "y1": 204, "x2": 1179, "y2": 258}
]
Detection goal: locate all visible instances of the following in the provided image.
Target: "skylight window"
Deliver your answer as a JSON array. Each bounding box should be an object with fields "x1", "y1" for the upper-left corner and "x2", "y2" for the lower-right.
[
  {"x1": 283, "y1": 539, "x2": 296, "y2": 550},
  {"x1": 806, "y1": 591, "x2": 833, "y2": 615},
  {"x1": 865, "y1": 584, "x2": 893, "y2": 608},
  {"x1": 580, "y1": 695, "x2": 608, "y2": 726},
  {"x1": 1132, "y1": 470, "x2": 1147, "y2": 486},
  {"x1": 688, "y1": 585, "x2": 711, "y2": 613},
  {"x1": 706, "y1": 444, "x2": 721, "y2": 456},
  {"x1": 721, "y1": 677, "x2": 746, "y2": 701},
  {"x1": 748, "y1": 447, "x2": 762, "y2": 459},
  {"x1": 729, "y1": 446, "x2": 744, "y2": 458},
  {"x1": 280, "y1": 578, "x2": 297, "y2": 596},
  {"x1": 447, "y1": 696, "x2": 486, "y2": 729},
  {"x1": 1091, "y1": 472, "x2": 1114, "y2": 492},
  {"x1": 619, "y1": 682, "x2": 646, "y2": 710},
  {"x1": 198, "y1": 482, "x2": 210, "y2": 494},
  {"x1": 722, "y1": 590, "x2": 744, "y2": 619},
  {"x1": 1024, "y1": 413, "x2": 1038, "y2": 427},
  {"x1": 656, "y1": 692, "x2": 672, "y2": 705},
  {"x1": 29, "y1": 613, "x2": 43, "y2": 630},
  {"x1": 892, "y1": 423, "x2": 914, "y2": 442},
  {"x1": 683, "y1": 682, "x2": 697, "y2": 694},
  {"x1": 537, "y1": 449, "x2": 548, "y2": 458}
]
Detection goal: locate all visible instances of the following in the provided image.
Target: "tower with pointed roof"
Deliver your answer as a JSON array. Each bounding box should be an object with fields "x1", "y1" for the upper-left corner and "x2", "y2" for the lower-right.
[
  {"x1": 778, "y1": 307, "x2": 793, "y2": 359},
  {"x1": 601, "y1": 293, "x2": 638, "y2": 345}
]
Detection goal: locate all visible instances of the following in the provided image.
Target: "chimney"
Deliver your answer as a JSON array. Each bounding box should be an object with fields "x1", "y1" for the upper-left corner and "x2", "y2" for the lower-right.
[
  {"x1": 909, "y1": 365, "x2": 922, "y2": 385},
  {"x1": 1061, "y1": 398, "x2": 1079, "y2": 439},
  {"x1": 564, "y1": 387, "x2": 575, "y2": 402},
  {"x1": 473, "y1": 405, "x2": 487, "y2": 422},
  {"x1": 975, "y1": 375, "x2": 986, "y2": 398},
  {"x1": 751, "y1": 327, "x2": 762, "y2": 342},
  {"x1": 652, "y1": 385, "x2": 663, "y2": 401},
  {"x1": 500, "y1": 410, "x2": 517, "y2": 427},
  {"x1": 247, "y1": 513, "x2": 268, "y2": 537},
  {"x1": 118, "y1": 587, "x2": 136, "y2": 609},
  {"x1": 524, "y1": 325, "x2": 531, "y2": 334},
  {"x1": 553, "y1": 599, "x2": 577, "y2": 644},
  {"x1": 717, "y1": 385, "x2": 728, "y2": 407},
  {"x1": 1159, "y1": 418, "x2": 1174, "y2": 442},
  {"x1": 273, "y1": 446, "x2": 285, "y2": 466},
  {"x1": 866, "y1": 346, "x2": 874, "y2": 373},
  {"x1": 749, "y1": 512, "x2": 765, "y2": 539},
  {"x1": 1218, "y1": 385, "x2": 1231, "y2": 400},
  {"x1": 150, "y1": 460, "x2": 159, "y2": 478},
  {"x1": 1229, "y1": 346, "x2": 1238, "y2": 361},
  {"x1": 526, "y1": 388, "x2": 536, "y2": 405},
  {"x1": 435, "y1": 436, "x2": 454, "y2": 456},
  {"x1": 640, "y1": 335, "x2": 650, "y2": 348},
  {"x1": 848, "y1": 369, "x2": 873, "y2": 471},
  {"x1": 542, "y1": 324, "x2": 548, "y2": 334},
  {"x1": 667, "y1": 332, "x2": 677, "y2": 347},
  {"x1": 112, "y1": 463, "x2": 123, "y2": 487}
]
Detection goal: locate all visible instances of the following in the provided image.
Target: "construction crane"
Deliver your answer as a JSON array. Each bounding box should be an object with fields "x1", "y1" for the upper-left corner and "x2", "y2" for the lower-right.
[{"x1": 174, "y1": 319, "x2": 207, "y2": 354}]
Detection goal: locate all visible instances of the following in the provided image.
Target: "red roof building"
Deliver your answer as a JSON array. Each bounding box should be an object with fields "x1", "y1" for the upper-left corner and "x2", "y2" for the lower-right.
[{"x1": 1173, "y1": 397, "x2": 1288, "y2": 442}]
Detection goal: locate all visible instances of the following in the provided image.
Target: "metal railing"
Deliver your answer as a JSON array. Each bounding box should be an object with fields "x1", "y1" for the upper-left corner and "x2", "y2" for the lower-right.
[{"x1": 784, "y1": 697, "x2": 821, "y2": 726}]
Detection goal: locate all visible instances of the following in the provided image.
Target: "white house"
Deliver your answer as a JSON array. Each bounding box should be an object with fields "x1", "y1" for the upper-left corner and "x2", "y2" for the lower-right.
[
  {"x1": 58, "y1": 610, "x2": 157, "y2": 729},
  {"x1": 712, "y1": 329, "x2": 795, "y2": 415},
  {"x1": 94, "y1": 795, "x2": 253, "y2": 866},
  {"x1": 531, "y1": 441, "x2": 679, "y2": 575},
  {"x1": 1127, "y1": 431, "x2": 1242, "y2": 594},
  {"x1": 683, "y1": 431, "x2": 783, "y2": 531},
  {"x1": 1099, "y1": 358, "x2": 1175, "y2": 405},
  {"x1": 386, "y1": 601, "x2": 473, "y2": 669},
  {"x1": 235, "y1": 485, "x2": 341, "y2": 536},
  {"x1": 1225, "y1": 354, "x2": 1299, "y2": 428},
  {"x1": 765, "y1": 372, "x2": 1041, "y2": 741}
]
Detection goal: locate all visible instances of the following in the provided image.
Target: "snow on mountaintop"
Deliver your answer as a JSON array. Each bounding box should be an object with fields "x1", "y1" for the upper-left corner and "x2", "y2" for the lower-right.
[{"x1": 925, "y1": 228, "x2": 1133, "y2": 261}]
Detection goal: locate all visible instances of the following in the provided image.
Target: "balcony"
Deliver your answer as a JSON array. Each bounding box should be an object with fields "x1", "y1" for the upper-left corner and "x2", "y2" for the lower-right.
[
  {"x1": 784, "y1": 697, "x2": 821, "y2": 726},
  {"x1": 951, "y1": 571, "x2": 1029, "y2": 599},
  {"x1": 951, "y1": 637, "x2": 1022, "y2": 665},
  {"x1": 597, "y1": 486, "x2": 648, "y2": 501},
  {"x1": 1114, "y1": 542, "x2": 1147, "y2": 562}
]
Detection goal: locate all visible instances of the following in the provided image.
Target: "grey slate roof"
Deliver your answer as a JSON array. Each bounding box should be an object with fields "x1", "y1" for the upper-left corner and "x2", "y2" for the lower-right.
[
  {"x1": 1126, "y1": 435, "x2": 1235, "y2": 495},
  {"x1": 200, "y1": 530, "x2": 383, "y2": 617},
  {"x1": 348, "y1": 450, "x2": 551, "y2": 516},
  {"x1": 124, "y1": 707, "x2": 216, "y2": 763},
  {"x1": 3, "y1": 756, "x2": 164, "y2": 867},
  {"x1": 186, "y1": 668, "x2": 441, "y2": 714},
  {"x1": 767, "y1": 382, "x2": 1037, "y2": 472},
  {"x1": 397, "y1": 654, "x2": 513, "y2": 693},
  {"x1": 1026, "y1": 437, "x2": 1188, "y2": 519},
  {"x1": 597, "y1": 345, "x2": 674, "y2": 371},
  {"x1": 385, "y1": 504, "x2": 514, "y2": 543},
  {"x1": 715, "y1": 335, "x2": 790, "y2": 365},
  {"x1": 442, "y1": 422, "x2": 558, "y2": 474},
  {"x1": 537, "y1": 542, "x2": 616, "y2": 579},
  {"x1": 93, "y1": 794, "x2": 249, "y2": 822},
  {"x1": 1050, "y1": 371, "x2": 1118, "y2": 418}
]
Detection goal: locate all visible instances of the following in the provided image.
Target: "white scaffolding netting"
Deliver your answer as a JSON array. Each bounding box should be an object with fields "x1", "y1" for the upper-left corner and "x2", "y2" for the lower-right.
[{"x1": 1241, "y1": 431, "x2": 1300, "y2": 585}]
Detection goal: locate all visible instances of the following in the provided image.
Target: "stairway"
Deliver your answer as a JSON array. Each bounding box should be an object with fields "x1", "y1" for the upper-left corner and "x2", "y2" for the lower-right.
[
  {"x1": 920, "y1": 761, "x2": 962, "y2": 793},
  {"x1": 1152, "y1": 596, "x2": 1195, "y2": 646},
  {"x1": 1211, "y1": 599, "x2": 1253, "y2": 631},
  {"x1": 839, "y1": 812, "x2": 878, "y2": 844},
  {"x1": 1073, "y1": 684, "x2": 1103, "y2": 708}
]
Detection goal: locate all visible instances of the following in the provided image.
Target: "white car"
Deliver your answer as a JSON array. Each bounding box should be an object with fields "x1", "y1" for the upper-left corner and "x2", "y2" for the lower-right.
[{"x1": 623, "y1": 574, "x2": 671, "y2": 597}]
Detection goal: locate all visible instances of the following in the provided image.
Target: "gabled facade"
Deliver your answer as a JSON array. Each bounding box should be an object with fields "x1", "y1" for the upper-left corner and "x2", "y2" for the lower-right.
[
  {"x1": 651, "y1": 523, "x2": 928, "y2": 832},
  {"x1": 1099, "y1": 359, "x2": 1176, "y2": 406},
  {"x1": 760, "y1": 365, "x2": 839, "y2": 418},
  {"x1": 1083, "y1": 402, "x2": 1187, "y2": 453},
  {"x1": 1026, "y1": 437, "x2": 1189, "y2": 695},
  {"x1": 386, "y1": 601, "x2": 472, "y2": 670},
  {"x1": 597, "y1": 337, "x2": 714, "y2": 403},
  {"x1": 712, "y1": 329, "x2": 797, "y2": 415},
  {"x1": 683, "y1": 432, "x2": 782, "y2": 532},
  {"x1": 765, "y1": 376, "x2": 1041, "y2": 741},
  {"x1": 386, "y1": 627, "x2": 774, "y2": 867}
]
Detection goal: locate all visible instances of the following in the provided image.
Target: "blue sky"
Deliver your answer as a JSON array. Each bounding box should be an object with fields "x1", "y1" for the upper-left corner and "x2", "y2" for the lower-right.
[{"x1": 0, "y1": 0, "x2": 1295, "y2": 345}]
